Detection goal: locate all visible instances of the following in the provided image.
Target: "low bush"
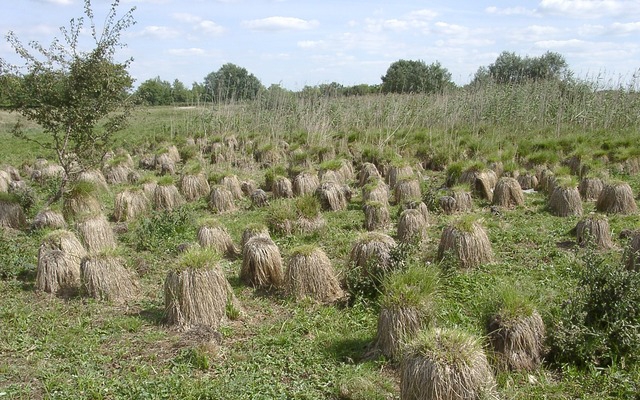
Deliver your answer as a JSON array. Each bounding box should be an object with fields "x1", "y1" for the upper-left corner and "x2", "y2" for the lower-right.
[{"x1": 549, "y1": 251, "x2": 640, "y2": 368}]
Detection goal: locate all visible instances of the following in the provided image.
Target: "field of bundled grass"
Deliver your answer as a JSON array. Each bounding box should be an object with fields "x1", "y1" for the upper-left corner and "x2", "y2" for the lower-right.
[{"x1": 1, "y1": 80, "x2": 640, "y2": 399}]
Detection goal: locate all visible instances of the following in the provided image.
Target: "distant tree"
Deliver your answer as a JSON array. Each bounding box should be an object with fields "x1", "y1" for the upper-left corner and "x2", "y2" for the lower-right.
[
  {"x1": 203, "y1": 63, "x2": 263, "y2": 102},
  {"x1": 318, "y1": 82, "x2": 344, "y2": 97},
  {"x1": 135, "y1": 76, "x2": 172, "y2": 105},
  {"x1": 0, "y1": 0, "x2": 135, "y2": 200},
  {"x1": 343, "y1": 84, "x2": 380, "y2": 96},
  {"x1": 0, "y1": 73, "x2": 21, "y2": 107},
  {"x1": 381, "y1": 60, "x2": 454, "y2": 94},
  {"x1": 481, "y1": 51, "x2": 570, "y2": 84},
  {"x1": 191, "y1": 82, "x2": 206, "y2": 104},
  {"x1": 171, "y1": 79, "x2": 190, "y2": 104},
  {"x1": 260, "y1": 84, "x2": 294, "y2": 110}
]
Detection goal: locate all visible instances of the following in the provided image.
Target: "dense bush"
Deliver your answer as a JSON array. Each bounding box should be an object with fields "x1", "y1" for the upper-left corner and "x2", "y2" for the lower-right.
[
  {"x1": 126, "y1": 206, "x2": 197, "y2": 253},
  {"x1": 549, "y1": 251, "x2": 640, "y2": 367}
]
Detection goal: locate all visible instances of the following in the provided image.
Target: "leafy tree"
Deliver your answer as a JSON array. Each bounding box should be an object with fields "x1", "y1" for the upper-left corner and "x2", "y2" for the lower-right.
[
  {"x1": 0, "y1": 73, "x2": 21, "y2": 107},
  {"x1": 381, "y1": 59, "x2": 454, "y2": 94},
  {"x1": 135, "y1": 76, "x2": 172, "y2": 105},
  {"x1": 481, "y1": 51, "x2": 570, "y2": 84},
  {"x1": 343, "y1": 84, "x2": 380, "y2": 96},
  {"x1": 0, "y1": 0, "x2": 135, "y2": 200},
  {"x1": 203, "y1": 63, "x2": 263, "y2": 102},
  {"x1": 171, "y1": 79, "x2": 191, "y2": 104},
  {"x1": 191, "y1": 82, "x2": 206, "y2": 104},
  {"x1": 260, "y1": 84, "x2": 294, "y2": 110}
]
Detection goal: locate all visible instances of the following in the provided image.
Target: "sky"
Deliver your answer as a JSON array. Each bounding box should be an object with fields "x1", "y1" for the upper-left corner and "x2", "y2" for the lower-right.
[{"x1": 1, "y1": 0, "x2": 640, "y2": 90}]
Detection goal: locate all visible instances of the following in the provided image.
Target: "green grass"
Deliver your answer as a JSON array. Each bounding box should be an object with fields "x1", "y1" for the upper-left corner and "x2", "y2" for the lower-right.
[{"x1": 1, "y1": 81, "x2": 640, "y2": 399}]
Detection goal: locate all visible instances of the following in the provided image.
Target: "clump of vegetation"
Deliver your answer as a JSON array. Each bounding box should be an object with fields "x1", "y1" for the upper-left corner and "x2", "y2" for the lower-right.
[
  {"x1": 371, "y1": 264, "x2": 439, "y2": 360},
  {"x1": 549, "y1": 252, "x2": 640, "y2": 368},
  {"x1": 486, "y1": 286, "x2": 545, "y2": 372}
]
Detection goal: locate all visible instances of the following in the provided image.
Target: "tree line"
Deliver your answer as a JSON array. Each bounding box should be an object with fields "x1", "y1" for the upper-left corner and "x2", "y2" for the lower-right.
[
  {"x1": 0, "y1": 50, "x2": 570, "y2": 108},
  {"x1": 128, "y1": 51, "x2": 569, "y2": 106}
]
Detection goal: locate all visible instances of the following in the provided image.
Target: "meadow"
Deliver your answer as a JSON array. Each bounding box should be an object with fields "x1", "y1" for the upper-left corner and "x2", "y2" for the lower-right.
[{"x1": 1, "y1": 78, "x2": 639, "y2": 399}]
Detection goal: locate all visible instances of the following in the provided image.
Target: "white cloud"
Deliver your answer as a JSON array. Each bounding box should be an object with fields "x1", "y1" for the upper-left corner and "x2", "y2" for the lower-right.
[
  {"x1": 297, "y1": 40, "x2": 325, "y2": 49},
  {"x1": 198, "y1": 20, "x2": 225, "y2": 35},
  {"x1": 242, "y1": 17, "x2": 319, "y2": 31},
  {"x1": 538, "y1": 0, "x2": 640, "y2": 18},
  {"x1": 433, "y1": 22, "x2": 468, "y2": 36},
  {"x1": 408, "y1": 9, "x2": 439, "y2": 20},
  {"x1": 122, "y1": 0, "x2": 169, "y2": 4},
  {"x1": 577, "y1": 24, "x2": 606, "y2": 36},
  {"x1": 485, "y1": 6, "x2": 538, "y2": 16},
  {"x1": 511, "y1": 24, "x2": 562, "y2": 42},
  {"x1": 33, "y1": 0, "x2": 73, "y2": 5},
  {"x1": 136, "y1": 26, "x2": 180, "y2": 40},
  {"x1": 172, "y1": 13, "x2": 225, "y2": 36},
  {"x1": 364, "y1": 9, "x2": 437, "y2": 33},
  {"x1": 611, "y1": 22, "x2": 640, "y2": 35},
  {"x1": 167, "y1": 48, "x2": 206, "y2": 56},
  {"x1": 535, "y1": 38, "x2": 589, "y2": 51},
  {"x1": 173, "y1": 13, "x2": 201, "y2": 24}
]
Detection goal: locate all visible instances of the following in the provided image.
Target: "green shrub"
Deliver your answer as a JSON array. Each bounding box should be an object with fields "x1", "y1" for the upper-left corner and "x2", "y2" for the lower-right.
[
  {"x1": 294, "y1": 195, "x2": 321, "y2": 219},
  {"x1": 127, "y1": 206, "x2": 196, "y2": 253},
  {"x1": 549, "y1": 252, "x2": 640, "y2": 368}
]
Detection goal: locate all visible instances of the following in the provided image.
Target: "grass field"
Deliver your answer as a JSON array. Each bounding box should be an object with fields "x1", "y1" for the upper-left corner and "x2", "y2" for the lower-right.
[{"x1": 1, "y1": 80, "x2": 640, "y2": 399}]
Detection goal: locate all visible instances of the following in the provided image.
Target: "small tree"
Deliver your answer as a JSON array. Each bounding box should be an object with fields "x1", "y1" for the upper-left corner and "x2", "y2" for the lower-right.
[
  {"x1": 481, "y1": 51, "x2": 570, "y2": 84},
  {"x1": 135, "y1": 76, "x2": 173, "y2": 105},
  {"x1": 0, "y1": 0, "x2": 136, "y2": 200},
  {"x1": 381, "y1": 59, "x2": 454, "y2": 94},
  {"x1": 203, "y1": 63, "x2": 263, "y2": 102}
]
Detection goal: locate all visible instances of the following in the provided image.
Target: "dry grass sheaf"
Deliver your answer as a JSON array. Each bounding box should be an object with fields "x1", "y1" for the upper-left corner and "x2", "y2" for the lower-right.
[
  {"x1": 272, "y1": 176, "x2": 294, "y2": 199},
  {"x1": 114, "y1": 189, "x2": 149, "y2": 222},
  {"x1": 400, "y1": 328, "x2": 496, "y2": 400},
  {"x1": 241, "y1": 224, "x2": 271, "y2": 249},
  {"x1": 81, "y1": 253, "x2": 139, "y2": 303},
  {"x1": 76, "y1": 214, "x2": 117, "y2": 253},
  {"x1": 397, "y1": 208, "x2": 427, "y2": 243},
  {"x1": 31, "y1": 209, "x2": 66, "y2": 230},
  {"x1": 0, "y1": 199, "x2": 26, "y2": 229},
  {"x1": 388, "y1": 165, "x2": 414, "y2": 190},
  {"x1": 596, "y1": 182, "x2": 637, "y2": 214},
  {"x1": 292, "y1": 171, "x2": 320, "y2": 197},
  {"x1": 284, "y1": 246, "x2": 344, "y2": 303},
  {"x1": 575, "y1": 215, "x2": 614, "y2": 250},
  {"x1": 179, "y1": 173, "x2": 210, "y2": 202},
  {"x1": 437, "y1": 221, "x2": 493, "y2": 269},
  {"x1": 349, "y1": 232, "x2": 396, "y2": 278},
  {"x1": 362, "y1": 201, "x2": 390, "y2": 232},
  {"x1": 197, "y1": 222, "x2": 239, "y2": 258},
  {"x1": 548, "y1": 185, "x2": 583, "y2": 217},
  {"x1": 164, "y1": 264, "x2": 238, "y2": 330},
  {"x1": 77, "y1": 169, "x2": 109, "y2": 192},
  {"x1": 241, "y1": 236, "x2": 284, "y2": 288},
  {"x1": 626, "y1": 232, "x2": 640, "y2": 270},
  {"x1": 488, "y1": 311, "x2": 546, "y2": 372},
  {"x1": 492, "y1": 177, "x2": 524, "y2": 208},
  {"x1": 578, "y1": 177, "x2": 604, "y2": 201},
  {"x1": 362, "y1": 178, "x2": 390, "y2": 206},
  {"x1": 36, "y1": 230, "x2": 86, "y2": 295},
  {"x1": 154, "y1": 183, "x2": 185, "y2": 212},
  {"x1": 394, "y1": 178, "x2": 421, "y2": 205},
  {"x1": 316, "y1": 182, "x2": 350, "y2": 211},
  {"x1": 209, "y1": 185, "x2": 237, "y2": 213},
  {"x1": 220, "y1": 175, "x2": 244, "y2": 200},
  {"x1": 373, "y1": 306, "x2": 423, "y2": 361},
  {"x1": 358, "y1": 162, "x2": 382, "y2": 187}
]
